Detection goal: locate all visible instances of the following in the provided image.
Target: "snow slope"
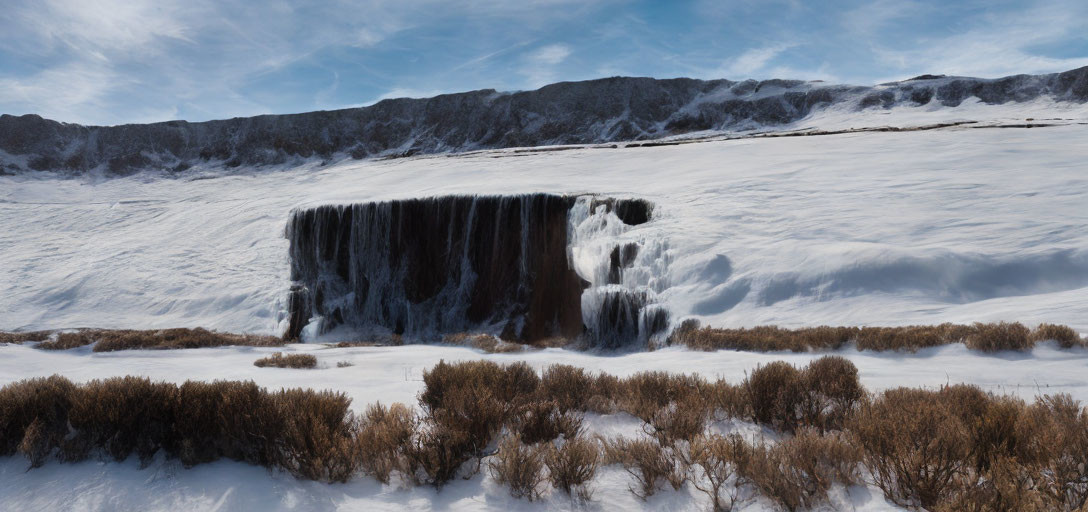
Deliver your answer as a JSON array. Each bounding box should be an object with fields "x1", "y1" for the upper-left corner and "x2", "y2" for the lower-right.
[
  {"x1": 2, "y1": 101, "x2": 1088, "y2": 511},
  {"x1": 2, "y1": 106, "x2": 1087, "y2": 335}
]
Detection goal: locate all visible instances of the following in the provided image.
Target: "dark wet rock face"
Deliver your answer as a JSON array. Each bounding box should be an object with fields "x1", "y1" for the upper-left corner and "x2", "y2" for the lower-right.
[
  {"x1": 4, "y1": 66, "x2": 1087, "y2": 175},
  {"x1": 284, "y1": 194, "x2": 656, "y2": 346},
  {"x1": 584, "y1": 289, "x2": 669, "y2": 350},
  {"x1": 590, "y1": 197, "x2": 654, "y2": 226},
  {"x1": 608, "y1": 243, "x2": 639, "y2": 285}
]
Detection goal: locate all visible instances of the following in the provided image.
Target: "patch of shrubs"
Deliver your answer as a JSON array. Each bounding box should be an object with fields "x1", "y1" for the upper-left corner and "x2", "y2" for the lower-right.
[
  {"x1": 738, "y1": 429, "x2": 860, "y2": 511},
  {"x1": 355, "y1": 402, "x2": 416, "y2": 484},
  {"x1": 544, "y1": 436, "x2": 600, "y2": 501},
  {"x1": 442, "y1": 332, "x2": 525, "y2": 353},
  {"x1": 30, "y1": 328, "x2": 282, "y2": 351},
  {"x1": 36, "y1": 331, "x2": 97, "y2": 350},
  {"x1": 254, "y1": 352, "x2": 318, "y2": 369},
  {"x1": 0, "y1": 376, "x2": 357, "y2": 481},
  {"x1": 743, "y1": 356, "x2": 863, "y2": 433},
  {"x1": 851, "y1": 386, "x2": 1088, "y2": 510},
  {"x1": 1031, "y1": 323, "x2": 1082, "y2": 348},
  {"x1": 685, "y1": 433, "x2": 748, "y2": 511},
  {"x1": 0, "y1": 330, "x2": 52, "y2": 344},
  {"x1": 4, "y1": 359, "x2": 1088, "y2": 511},
  {"x1": 605, "y1": 436, "x2": 685, "y2": 500},
  {"x1": 489, "y1": 434, "x2": 547, "y2": 501},
  {"x1": 673, "y1": 320, "x2": 1084, "y2": 353}
]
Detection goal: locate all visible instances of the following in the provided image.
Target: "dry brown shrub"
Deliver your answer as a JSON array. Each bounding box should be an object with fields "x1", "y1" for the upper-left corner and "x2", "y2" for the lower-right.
[
  {"x1": 1016, "y1": 394, "x2": 1088, "y2": 510},
  {"x1": 516, "y1": 401, "x2": 583, "y2": 445},
  {"x1": 254, "y1": 352, "x2": 318, "y2": 369},
  {"x1": 356, "y1": 402, "x2": 416, "y2": 484},
  {"x1": 938, "y1": 455, "x2": 1050, "y2": 512},
  {"x1": 2, "y1": 376, "x2": 359, "y2": 482},
  {"x1": 421, "y1": 384, "x2": 506, "y2": 473},
  {"x1": 849, "y1": 387, "x2": 971, "y2": 508},
  {"x1": 65, "y1": 376, "x2": 178, "y2": 465},
  {"x1": 336, "y1": 360, "x2": 354, "y2": 368},
  {"x1": 539, "y1": 364, "x2": 593, "y2": 412},
  {"x1": 937, "y1": 385, "x2": 1026, "y2": 472},
  {"x1": 489, "y1": 434, "x2": 547, "y2": 501},
  {"x1": 173, "y1": 380, "x2": 282, "y2": 468},
  {"x1": 739, "y1": 430, "x2": 859, "y2": 512},
  {"x1": 964, "y1": 322, "x2": 1032, "y2": 352},
  {"x1": 1031, "y1": 323, "x2": 1083, "y2": 349},
  {"x1": 738, "y1": 442, "x2": 805, "y2": 511},
  {"x1": 330, "y1": 341, "x2": 379, "y2": 348},
  {"x1": 585, "y1": 373, "x2": 622, "y2": 414},
  {"x1": 0, "y1": 375, "x2": 76, "y2": 463},
  {"x1": 855, "y1": 325, "x2": 948, "y2": 352},
  {"x1": 745, "y1": 357, "x2": 862, "y2": 433},
  {"x1": 0, "y1": 376, "x2": 364, "y2": 483},
  {"x1": 666, "y1": 318, "x2": 702, "y2": 345},
  {"x1": 403, "y1": 422, "x2": 474, "y2": 488},
  {"x1": 686, "y1": 434, "x2": 748, "y2": 512},
  {"x1": 707, "y1": 379, "x2": 750, "y2": 419},
  {"x1": 414, "y1": 360, "x2": 540, "y2": 485},
  {"x1": 419, "y1": 360, "x2": 539, "y2": 414},
  {"x1": 618, "y1": 371, "x2": 705, "y2": 424},
  {"x1": 786, "y1": 429, "x2": 860, "y2": 486},
  {"x1": 744, "y1": 361, "x2": 804, "y2": 432},
  {"x1": 171, "y1": 380, "x2": 360, "y2": 482},
  {"x1": 643, "y1": 392, "x2": 709, "y2": 446},
  {"x1": 674, "y1": 325, "x2": 858, "y2": 352},
  {"x1": 0, "y1": 330, "x2": 52, "y2": 344},
  {"x1": 938, "y1": 322, "x2": 978, "y2": 343},
  {"x1": 545, "y1": 436, "x2": 600, "y2": 501},
  {"x1": 606, "y1": 437, "x2": 682, "y2": 500},
  {"x1": 533, "y1": 336, "x2": 572, "y2": 349},
  {"x1": 90, "y1": 328, "x2": 281, "y2": 352},
  {"x1": 674, "y1": 322, "x2": 1082, "y2": 353},
  {"x1": 442, "y1": 333, "x2": 524, "y2": 353},
  {"x1": 18, "y1": 419, "x2": 51, "y2": 468},
  {"x1": 274, "y1": 388, "x2": 359, "y2": 482},
  {"x1": 795, "y1": 326, "x2": 859, "y2": 351},
  {"x1": 36, "y1": 331, "x2": 95, "y2": 350},
  {"x1": 801, "y1": 355, "x2": 863, "y2": 432}
]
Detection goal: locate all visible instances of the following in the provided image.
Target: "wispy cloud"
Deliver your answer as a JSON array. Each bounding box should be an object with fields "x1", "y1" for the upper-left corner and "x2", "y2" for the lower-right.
[
  {"x1": 0, "y1": 0, "x2": 620, "y2": 123},
  {"x1": 852, "y1": 0, "x2": 1088, "y2": 80},
  {"x1": 1, "y1": 0, "x2": 1086, "y2": 124},
  {"x1": 720, "y1": 44, "x2": 796, "y2": 79},
  {"x1": 520, "y1": 44, "x2": 574, "y2": 87},
  {"x1": 840, "y1": 0, "x2": 926, "y2": 38}
]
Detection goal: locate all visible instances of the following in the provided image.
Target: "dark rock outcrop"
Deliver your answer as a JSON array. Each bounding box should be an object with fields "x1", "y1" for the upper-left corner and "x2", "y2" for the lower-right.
[
  {"x1": 4, "y1": 66, "x2": 1087, "y2": 175},
  {"x1": 284, "y1": 194, "x2": 656, "y2": 346},
  {"x1": 584, "y1": 289, "x2": 669, "y2": 350}
]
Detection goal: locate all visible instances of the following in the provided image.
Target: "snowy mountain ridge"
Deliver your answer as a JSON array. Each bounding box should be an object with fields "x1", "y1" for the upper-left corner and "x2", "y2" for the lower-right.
[{"x1": 2, "y1": 66, "x2": 1087, "y2": 175}]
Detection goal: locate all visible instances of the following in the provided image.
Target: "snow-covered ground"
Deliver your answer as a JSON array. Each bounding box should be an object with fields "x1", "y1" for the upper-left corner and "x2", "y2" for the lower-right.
[
  {"x1": 2, "y1": 103, "x2": 1087, "y2": 335},
  {"x1": 2, "y1": 101, "x2": 1088, "y2": 510}
]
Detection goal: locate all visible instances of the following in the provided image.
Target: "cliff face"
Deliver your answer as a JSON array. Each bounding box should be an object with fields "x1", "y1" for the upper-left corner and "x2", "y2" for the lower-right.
[
  {"x1": 284, "y1": 194, "x2": 661, "y2": 346},
  {"x1": 3, "y1": 66, "x2": 1087, "y2": 175}
]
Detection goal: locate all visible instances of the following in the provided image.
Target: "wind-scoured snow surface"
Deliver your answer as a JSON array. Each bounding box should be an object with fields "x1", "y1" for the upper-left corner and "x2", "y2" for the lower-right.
[
  {"x1": 1, "y1": 66, "x2": 1087, "y2": 175},
  {"x1": 2, "y1": 102, "x2": 1088, "y2": 335}
]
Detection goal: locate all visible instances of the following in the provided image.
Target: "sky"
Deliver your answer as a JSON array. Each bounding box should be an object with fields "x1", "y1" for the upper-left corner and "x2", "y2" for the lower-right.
[{"x1": 1, "y1": 0, "x2": 1087, "y2": 126}]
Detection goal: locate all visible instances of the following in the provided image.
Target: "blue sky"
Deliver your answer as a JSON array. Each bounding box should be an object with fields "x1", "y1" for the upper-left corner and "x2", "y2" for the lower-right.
[{"x1": 2, "y1": 0, "x2": 1087, "y2": 125}]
